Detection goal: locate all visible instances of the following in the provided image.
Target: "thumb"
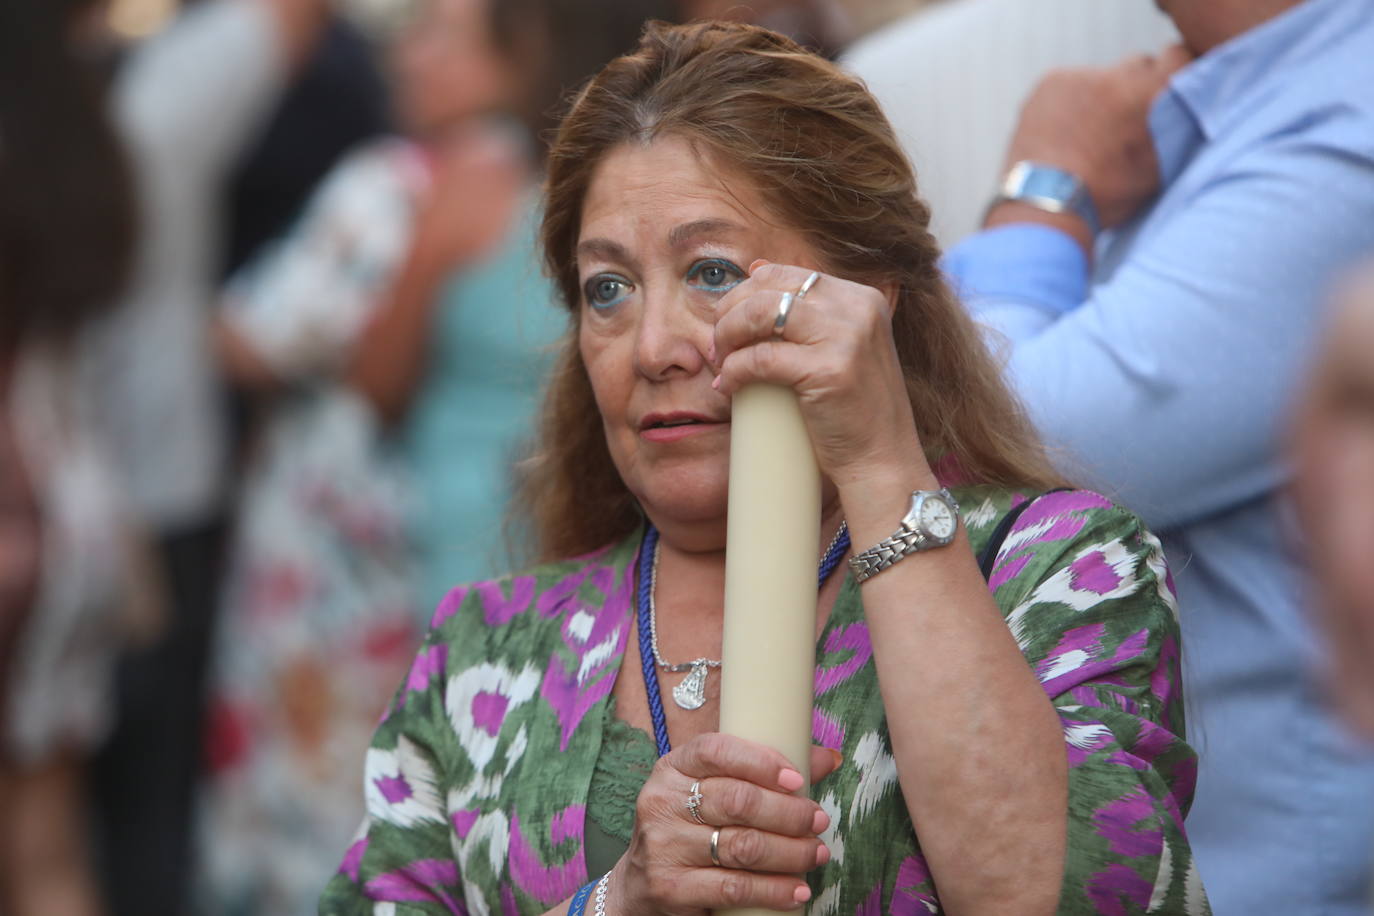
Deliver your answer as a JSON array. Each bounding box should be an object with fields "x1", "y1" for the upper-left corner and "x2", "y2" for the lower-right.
[
  {"x1": 809, "y1": 745, "x2": 843, "y2": 783},
  {"x1": 1156, "y1": 43, "x2": 1193, "y2": 78}
]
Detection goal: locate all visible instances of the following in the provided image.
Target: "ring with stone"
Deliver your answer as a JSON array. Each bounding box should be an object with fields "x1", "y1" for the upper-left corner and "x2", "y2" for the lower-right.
[
  {"x1": 773, "y1": 291, "x2": 796, "y2": 339},
  {"x1": 710, "y1": 828, "x2": 723, "y2": 867},
  {"x1": 686, "y1": 781, "x2": 706, "y2": 825}
]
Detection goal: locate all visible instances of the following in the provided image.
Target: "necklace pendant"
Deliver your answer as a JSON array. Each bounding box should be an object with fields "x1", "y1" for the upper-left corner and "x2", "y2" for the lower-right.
[{"x1": 672, "y1": 661, "x2": 710, "y2": 710}]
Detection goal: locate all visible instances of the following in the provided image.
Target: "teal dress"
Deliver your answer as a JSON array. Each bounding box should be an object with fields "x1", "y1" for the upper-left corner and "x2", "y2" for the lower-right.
[{"x1": 402, "y1": 195, "x2": 567, "y2": 612}]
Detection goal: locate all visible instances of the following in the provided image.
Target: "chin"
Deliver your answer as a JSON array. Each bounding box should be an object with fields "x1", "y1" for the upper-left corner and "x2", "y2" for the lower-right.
[{"x1": 635, "y1": 474, "x2": 729, "y2": 544}]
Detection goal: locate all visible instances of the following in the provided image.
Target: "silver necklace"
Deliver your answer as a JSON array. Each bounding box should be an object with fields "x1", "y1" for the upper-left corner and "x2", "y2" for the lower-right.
[{"x1": 648, "y1": 520, "x2": 850, "y2": 711}]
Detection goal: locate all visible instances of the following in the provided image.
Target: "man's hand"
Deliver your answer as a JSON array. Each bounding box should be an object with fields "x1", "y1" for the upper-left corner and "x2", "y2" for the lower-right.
[{"x1": 989, "y1": 46, "x2": 1193, "y2": 243}]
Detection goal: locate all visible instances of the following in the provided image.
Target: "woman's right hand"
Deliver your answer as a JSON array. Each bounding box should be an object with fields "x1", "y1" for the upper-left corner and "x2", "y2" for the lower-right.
[{"x1": 610, "y1": 735, "x2": 839, "y2": 914}]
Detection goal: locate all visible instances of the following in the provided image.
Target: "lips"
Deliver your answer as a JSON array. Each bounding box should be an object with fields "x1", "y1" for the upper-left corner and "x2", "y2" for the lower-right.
[
  {"x1": 639, "y1": 411, "x2": 720, "y2": 431},
  {"x1": 638, "y1": 411, "x2": 727, "y2": 441}
]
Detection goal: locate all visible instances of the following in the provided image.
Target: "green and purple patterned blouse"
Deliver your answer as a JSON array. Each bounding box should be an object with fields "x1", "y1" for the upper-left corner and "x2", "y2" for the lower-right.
[{"x1": 319, "y1": 486, "x2": 1210, "y2": 915}]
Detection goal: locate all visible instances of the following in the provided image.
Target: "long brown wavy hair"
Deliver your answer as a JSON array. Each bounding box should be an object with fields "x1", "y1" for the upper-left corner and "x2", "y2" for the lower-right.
[{"x1": 518, "y1": 19, "x2": 1063, "y2": 562}]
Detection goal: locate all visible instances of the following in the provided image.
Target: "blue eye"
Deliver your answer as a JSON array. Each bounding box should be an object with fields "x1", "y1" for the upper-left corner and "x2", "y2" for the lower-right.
[
  {"x1": 584, "y1": 273, "x2": 632, "y2": 309},
  {"x1": 687, "y1": 258, "x2": 744, "y2": 293}
]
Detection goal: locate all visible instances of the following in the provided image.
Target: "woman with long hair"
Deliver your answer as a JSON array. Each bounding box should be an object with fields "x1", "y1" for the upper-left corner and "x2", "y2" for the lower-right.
[{"x1": 321, "y1": 21, "x2": 1206, "y2": 915}]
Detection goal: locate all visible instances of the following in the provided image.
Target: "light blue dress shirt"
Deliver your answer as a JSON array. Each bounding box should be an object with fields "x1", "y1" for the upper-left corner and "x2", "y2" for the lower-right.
[{"x1": 944, "y1": 0, "x2": 1374, "y2": 911}]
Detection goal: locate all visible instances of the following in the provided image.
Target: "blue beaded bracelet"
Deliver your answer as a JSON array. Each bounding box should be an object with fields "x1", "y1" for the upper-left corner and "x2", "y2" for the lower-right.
[{"x1": 567, "y1": 877, "x2": 598, "y2": 916}]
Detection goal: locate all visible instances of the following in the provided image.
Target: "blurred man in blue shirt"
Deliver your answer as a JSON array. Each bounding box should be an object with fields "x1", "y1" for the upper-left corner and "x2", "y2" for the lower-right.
[{"x1": 944, "y1": 0, "x2": 1374, "y2": 911}]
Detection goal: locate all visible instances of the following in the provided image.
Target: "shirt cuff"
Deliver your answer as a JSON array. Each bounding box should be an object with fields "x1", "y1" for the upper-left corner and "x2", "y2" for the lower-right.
[{"x1": 941, "y1": 223, "x2": 1090, "y2": 317}]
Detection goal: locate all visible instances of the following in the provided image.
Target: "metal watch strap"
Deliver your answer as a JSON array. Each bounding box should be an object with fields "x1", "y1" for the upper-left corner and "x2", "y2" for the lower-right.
[
  {"x1": 848, "y1": 488, "x2": 959, "y2": 584},
  {"x1": 991, "y1": 160, "x2": 1101, "y2": 237}
]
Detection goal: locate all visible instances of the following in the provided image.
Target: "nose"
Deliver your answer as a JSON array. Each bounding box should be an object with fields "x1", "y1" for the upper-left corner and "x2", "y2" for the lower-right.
[{"x1": 633, "y1": 286, "x2": 709, "y2": 381}]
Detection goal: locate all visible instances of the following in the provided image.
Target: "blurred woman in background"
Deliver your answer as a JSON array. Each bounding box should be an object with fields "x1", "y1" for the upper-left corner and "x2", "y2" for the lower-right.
[
  {"x1": 0, "y1": 1, "x2": 152, "y2": 913},
  {"x1": 200, "y1": 0, "x2": 671, "y2": 912}
]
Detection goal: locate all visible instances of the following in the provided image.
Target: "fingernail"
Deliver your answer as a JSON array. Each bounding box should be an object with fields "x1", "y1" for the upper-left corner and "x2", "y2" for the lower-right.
[
  {"x1": 711, "y1": 375, "x2": 721, "y2": 390},
  {"x1": 793, "y1": 884, "x2": 812, "y2": 904},
  {"x1": 811, "y1": 809, "x2": 830, "y2": 834},
  {"x1": 778, "y1": 768, "x2": 804, "y2": 792},
  {"x1": 749, "y1": 258, "x2": 770, "y2": 275},
  {"x1": 830, "y1": 748, "x2": 844, "y2": 769},
  {"x1": 815, "y1": 843, "x2": 831, "y2": 866}
]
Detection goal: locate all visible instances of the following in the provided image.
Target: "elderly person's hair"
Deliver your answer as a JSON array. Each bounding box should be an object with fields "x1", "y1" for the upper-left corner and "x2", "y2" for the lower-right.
[{"x1": 520, "y1": 20, "x2": 1061, "y2": 561}]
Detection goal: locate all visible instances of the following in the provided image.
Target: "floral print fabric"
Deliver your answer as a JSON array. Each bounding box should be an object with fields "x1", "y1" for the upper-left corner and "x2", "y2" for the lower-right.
[{"x1": 319, "y1": 486, "x2": 1210, "y2": 914}]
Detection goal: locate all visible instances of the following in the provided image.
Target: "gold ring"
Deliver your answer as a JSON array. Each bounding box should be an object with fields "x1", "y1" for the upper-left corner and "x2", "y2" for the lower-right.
[{"x1": 710, "y1": 828, "x2": 723, "y2": 867}]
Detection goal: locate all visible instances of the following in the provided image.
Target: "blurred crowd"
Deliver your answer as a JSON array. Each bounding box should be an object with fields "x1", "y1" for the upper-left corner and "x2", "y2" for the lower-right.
[{"x1": 1, "y1": 0, "x2": 1372, "y2": 914}]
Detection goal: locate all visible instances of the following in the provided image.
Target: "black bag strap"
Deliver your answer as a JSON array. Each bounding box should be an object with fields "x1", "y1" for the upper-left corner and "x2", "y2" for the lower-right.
[{"x1": 977, "y1": 488, "x2": 1072, "y2": 581}]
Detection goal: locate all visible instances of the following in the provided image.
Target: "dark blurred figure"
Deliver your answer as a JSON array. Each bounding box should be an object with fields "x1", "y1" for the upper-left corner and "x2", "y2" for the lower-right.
[
  {"x1": 675, "y1": 0, "x2": 852, "y2": 55},
  {"x1": 81, "y1": 1, "x2": 328, "y2": 914},
  {"x1": 221, "y1": 14, "x2": 392, "y2": 277},
  {"x1": 0, "y1": 1, "x2": 144, "y2": 913},
  {"x1": 1294, "y1": 267, "x2": 1374, "y2": 744},
  {"x1": 218, "y1": 13, "x2": 391, "y2": 466}
]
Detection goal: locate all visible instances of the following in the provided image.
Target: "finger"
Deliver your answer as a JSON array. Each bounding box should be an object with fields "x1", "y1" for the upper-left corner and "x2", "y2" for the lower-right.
[
  {"x1": 705, "y1": 825, "x2": 829, "y2": 874},
  {"x1": 810, "y1": 745, "x2": 843, "y2": 783},
  {"x1": 714, "y1": 340, "x2": 819, "y2": 398},
  {"x1": 672, "y1": 866, "x2": 814, "y2": 912},
  {"x1": 713, "y1": 288, "x2": 813, "y2": 366},
  {"x1": 670, "y1": 733, "x2": 808, "y2": 792},
  {"x1": 1157, "y1": 43, "x2": 1193, "y2": 77},
  {"x1": 714, "y1": 269, "x2": 852, "y2": 365},
  {"x1": 696, "y1": 777, "x2": 828, "y2": 837}
]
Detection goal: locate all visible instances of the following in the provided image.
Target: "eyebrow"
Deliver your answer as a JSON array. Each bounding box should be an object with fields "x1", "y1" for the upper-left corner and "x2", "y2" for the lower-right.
[
  {"x1": 575, "y1": 218, "x2": 745, "y2": 266},
  {"x1": 668, "y1": 218, "x2": 744, "y2": 249},
  {"x1": 576, "y1": 237, "x2": 633, "y2": 265}
]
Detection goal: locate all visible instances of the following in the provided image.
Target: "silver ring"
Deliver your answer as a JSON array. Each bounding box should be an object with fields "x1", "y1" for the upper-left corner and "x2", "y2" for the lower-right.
[
  {"x1": 772, "y1": 291, "x2": 796, "y2": 339},
  {"x1": 686, "y1": 781, "x2": 705, "y2": 825},
  {"x1": 710, "y1": 828, "x2": 723, "y2": 867},
  {"x1": 796, "y1": 271, "x2": 821, "y2": 299}
]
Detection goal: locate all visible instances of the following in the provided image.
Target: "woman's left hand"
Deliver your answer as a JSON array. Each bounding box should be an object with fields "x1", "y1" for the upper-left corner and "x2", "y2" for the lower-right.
[{"x1": 710, "y1": 260, "x2": 928, "y2": 489}]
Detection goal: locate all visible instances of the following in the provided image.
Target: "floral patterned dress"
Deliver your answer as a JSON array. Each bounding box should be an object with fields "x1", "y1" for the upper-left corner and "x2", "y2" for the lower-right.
[{"x1": 319, "y1": 486, "x2": 1211, "y2": 915}]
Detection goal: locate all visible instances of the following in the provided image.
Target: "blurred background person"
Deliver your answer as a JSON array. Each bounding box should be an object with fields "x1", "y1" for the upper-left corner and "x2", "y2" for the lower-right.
[
  {"x1": 1294, "y1": 266, "x2": 1374, "y2": 745},
  {"x1": 844, "y1": 0, "x2": 1177, "y2": 248},
  {"x1": 220, "y1": 13, "x2": 392, "y2": 282},
  {"x1": 83, "y1": 0, "x2": 330, "y2": 913},
  {"x1": 0, "y1": 0, "x2": 152, "y2": 913},
  {"x1": 675, "y1": 0, "x2": 854, "y2": 55},
  {"x1": 198, "y1": 0, "x2": 671, "y2": 910},
  {"x1": 942, "y1": 0, "x2": 1374, "y2": 911}
]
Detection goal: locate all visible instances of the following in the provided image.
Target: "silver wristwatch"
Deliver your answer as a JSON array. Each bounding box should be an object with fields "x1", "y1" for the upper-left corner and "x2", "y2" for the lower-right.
[
  {"x1": 991, "y1": 160, "x2": 1101, "y2": 237},
  {"x1": 848, "y1": 488, "x2": 960, "y2": 583}
]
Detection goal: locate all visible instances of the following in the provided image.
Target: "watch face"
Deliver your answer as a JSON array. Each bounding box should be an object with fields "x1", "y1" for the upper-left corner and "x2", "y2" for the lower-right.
[{"x1": 919, "y1": 495, "x2": 957, "y2": 540}]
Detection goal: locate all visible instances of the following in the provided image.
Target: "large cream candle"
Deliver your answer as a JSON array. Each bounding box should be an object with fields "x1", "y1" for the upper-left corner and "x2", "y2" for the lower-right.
[{"x1": 718, "y1": 383, "x2": 821, "y2": 916}]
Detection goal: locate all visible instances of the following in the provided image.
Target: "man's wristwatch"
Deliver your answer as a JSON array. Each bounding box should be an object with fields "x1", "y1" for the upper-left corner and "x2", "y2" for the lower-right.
[
  {"x1": 990, "y1": 160, "x2": 1101, "y2": 237},
  {"x1": 848, "y1": 488, "x2": 960, "y2": 583}
]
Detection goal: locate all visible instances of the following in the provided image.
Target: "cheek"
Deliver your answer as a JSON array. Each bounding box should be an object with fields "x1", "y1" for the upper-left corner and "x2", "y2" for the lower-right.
[{"x1": 579, "y1": 326, "x2": 630, "y2": 420}]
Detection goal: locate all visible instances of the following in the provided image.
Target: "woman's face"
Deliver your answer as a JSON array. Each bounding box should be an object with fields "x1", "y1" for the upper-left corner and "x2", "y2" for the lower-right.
[
  {"x1": 392, "y1": 0, "x2": 512, "y2": 136},
  {"x1": 576, "y1": 136, "x2": 823, "y2": 547}
]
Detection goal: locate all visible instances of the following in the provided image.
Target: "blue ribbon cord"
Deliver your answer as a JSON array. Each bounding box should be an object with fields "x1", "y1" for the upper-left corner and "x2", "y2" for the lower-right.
[
  {"x1": 567, "y1": 877, "x2": 598, "y2": 916},
  {"x1": 636, "y1": 521, "x2": 851, "y2": 758}
]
